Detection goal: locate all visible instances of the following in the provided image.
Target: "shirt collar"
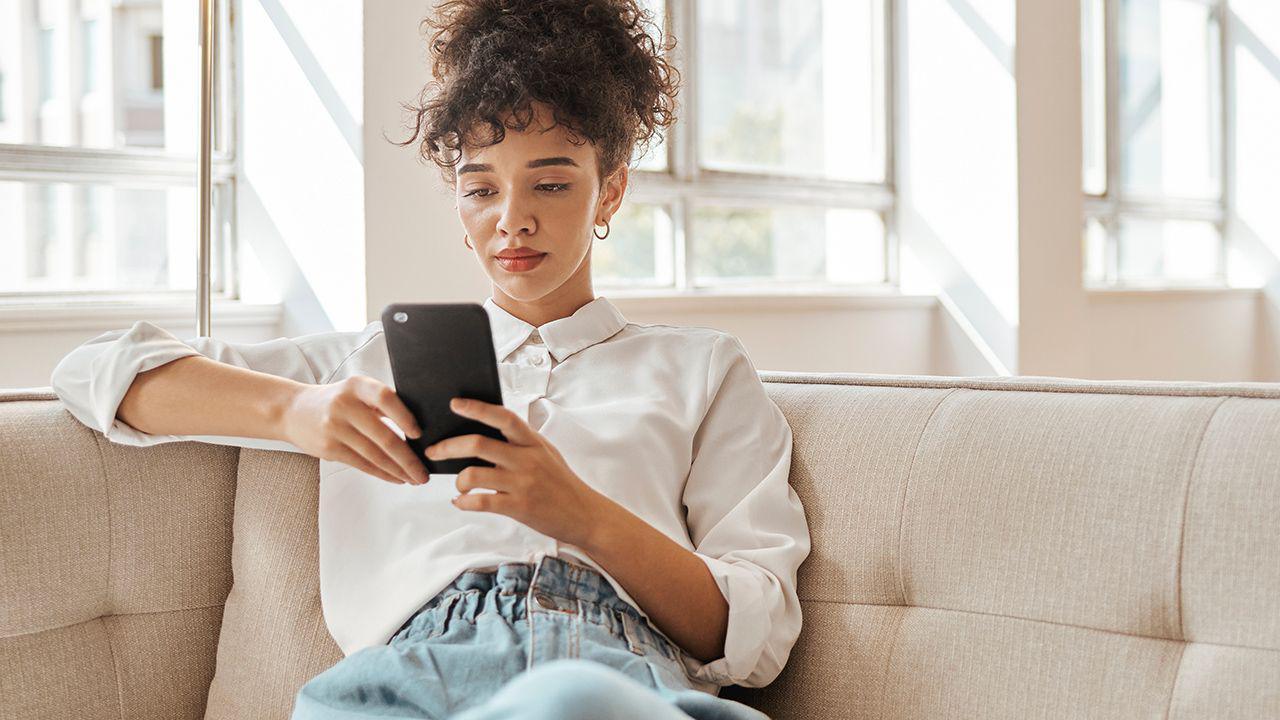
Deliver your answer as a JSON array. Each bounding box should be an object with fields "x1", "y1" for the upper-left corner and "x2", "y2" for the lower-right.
[{"x1": 482, "y1": 295, "x2": 628, "y2": 363}]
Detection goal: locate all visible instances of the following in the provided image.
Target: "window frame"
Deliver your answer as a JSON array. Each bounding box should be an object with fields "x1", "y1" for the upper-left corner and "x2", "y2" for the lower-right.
[
  {"x1": 610, "y1": 0, "x2": 899, "y2": 294},
  {"x1": 1083, "y1": 0, "x2": 1232, "y2": 288},
  {"x1": 0, "y1": 0, "x2": 239, "y2": 306}
]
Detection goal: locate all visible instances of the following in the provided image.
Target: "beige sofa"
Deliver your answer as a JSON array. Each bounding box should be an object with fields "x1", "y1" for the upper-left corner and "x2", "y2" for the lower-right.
[{"x1": 2, "y1": 372, "x2": 1278, "y2": 719}]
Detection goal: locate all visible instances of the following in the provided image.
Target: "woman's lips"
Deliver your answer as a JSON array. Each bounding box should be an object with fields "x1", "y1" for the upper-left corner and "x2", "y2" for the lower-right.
[{"x1": 496, "y1": 253, "x2": 547, "y2": 272}]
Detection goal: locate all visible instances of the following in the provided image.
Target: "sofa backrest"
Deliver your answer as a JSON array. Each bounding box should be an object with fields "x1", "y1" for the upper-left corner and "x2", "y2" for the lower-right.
[
  {"x1": 0, "y1": 388, "x2": 239, "y2": 720},
  {"x1": 3, "y1": 374, "x2": 1278, "y2": 719},
  {"x1": 724, "y1": 373, "x2": 1280, "y2": 719}
]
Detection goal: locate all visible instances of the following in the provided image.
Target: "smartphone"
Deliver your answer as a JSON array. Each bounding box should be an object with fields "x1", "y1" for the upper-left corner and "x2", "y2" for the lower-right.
[{"x1": 381, "y1": 302, "x2": 507, "y2": 475}]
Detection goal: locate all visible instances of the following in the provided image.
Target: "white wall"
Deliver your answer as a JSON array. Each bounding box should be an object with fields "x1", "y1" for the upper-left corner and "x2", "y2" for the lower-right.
[
  {"x1": 1086, "y1": 289, "x2": 1265, "y2": 382},
  {"x1": 362, "y1": 0, "x2": 485, "y2": 319},
  {"x1": 1230, "y1": 0, "x2": 1280, "y2": 382},
  {"x1": 897, "y1": 0, "x2": 1019, "y2": 373},
  {"x1": 236, "y1": 0, "x2": 367, "y2": 336},
  {"x1": 0, "y1": 303, "x2": 283, "y2": 389},
  {"x1": 612, "y1": 295, "x2": 939, "y2": 374}
]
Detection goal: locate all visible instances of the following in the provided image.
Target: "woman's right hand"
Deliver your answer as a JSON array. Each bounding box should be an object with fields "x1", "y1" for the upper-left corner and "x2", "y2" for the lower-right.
[{"x1": 280, "y1": 376, "x2": 430, "y2": 485}]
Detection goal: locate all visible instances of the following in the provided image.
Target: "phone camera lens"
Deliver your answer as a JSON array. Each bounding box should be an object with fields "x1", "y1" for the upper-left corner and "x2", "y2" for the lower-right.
[{"x1": 393, "y1": 312, "x2": 408, "y2": 323}]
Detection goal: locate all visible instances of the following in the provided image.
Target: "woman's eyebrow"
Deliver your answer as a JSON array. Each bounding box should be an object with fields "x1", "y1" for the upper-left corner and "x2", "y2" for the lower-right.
[
  {"x1": 457, "y1": 157, "x2": 579, "y2": 175},
  {"x1": 526, "y1": 156, "x2": 579, "y2": 169}
]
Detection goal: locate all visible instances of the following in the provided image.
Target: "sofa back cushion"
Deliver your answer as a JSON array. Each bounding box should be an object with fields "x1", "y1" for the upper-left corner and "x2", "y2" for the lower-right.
[
  {"x1": 721, "y1": 374, "x2": 1280, "y2": 719},
  {"x1": 204, "y1": 375, "x2": 1280, "y2": 719},
  {"x1": 202, "y1": 450, "x2": 342, "y2": 720},
  {"x1": 0, "y1": 390, "x2": 237, "y2": 720}
]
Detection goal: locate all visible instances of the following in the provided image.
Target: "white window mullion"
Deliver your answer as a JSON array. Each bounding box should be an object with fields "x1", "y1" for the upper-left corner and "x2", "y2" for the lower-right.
[
  {"x1": 1104, "y1": 0, "x2": 1123, "y2": 285},
  {"x1": 1217, "y1": 0, "x2": 1233, "y2": 282},
  {"x1": 670, "y1": 0, "x2": 697, "y2": 290}
]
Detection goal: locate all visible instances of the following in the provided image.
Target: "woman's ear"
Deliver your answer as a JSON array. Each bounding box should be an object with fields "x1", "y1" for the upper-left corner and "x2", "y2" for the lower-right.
[{"x1": 596, "y1": 164, "x2": 629, "y2": 225}]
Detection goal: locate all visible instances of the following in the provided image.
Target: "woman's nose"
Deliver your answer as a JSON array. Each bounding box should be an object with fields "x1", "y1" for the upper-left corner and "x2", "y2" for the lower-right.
[{"x1": 496, "y1": 199, "x2": 536, "y2": 237}]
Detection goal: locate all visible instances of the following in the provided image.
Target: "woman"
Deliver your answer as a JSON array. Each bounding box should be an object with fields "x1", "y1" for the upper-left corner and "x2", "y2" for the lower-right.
[{"x1": 49, "y1": 1, "x2": 810, "y2": 717}]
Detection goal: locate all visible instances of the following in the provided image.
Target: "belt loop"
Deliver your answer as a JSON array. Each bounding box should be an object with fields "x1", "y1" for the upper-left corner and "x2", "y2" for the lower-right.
[{"x1": 529, "y1": 553, "x2": 547, "y2": 599}]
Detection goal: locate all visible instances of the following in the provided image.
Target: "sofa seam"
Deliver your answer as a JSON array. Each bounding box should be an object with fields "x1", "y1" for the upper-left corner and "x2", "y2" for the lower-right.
[
  {"x1": 895, "y1": 388, "x2": 960, "y2": 606},
  {"x1": 1173, "y1": 397, "x2": 1228, "y2": 641},
  {"x1": 757, "y1": 373, "x2": 1280, "y2": 400},
  {"x1": 798, "y1": 598, "x2": 1279, "y2": 654},
  {"x1": 1162, "y1": 642, "x2": 1188, "y2": 719},
  {"x1": 1165, "y1": 397, "x2": 1228, "y2": 719},
  {"x1": 1, "y1": 603, "x2": 228, "y2": 641},
  {"x1": 88, "y1": 430, "x2": 125, "y2": 720},
  {"x1": 873, "y1": 605, "x2": 909, "y2": 720}
]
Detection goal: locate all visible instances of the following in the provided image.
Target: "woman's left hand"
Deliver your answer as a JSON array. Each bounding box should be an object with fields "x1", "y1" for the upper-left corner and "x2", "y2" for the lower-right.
[{"x1": 424, "y1": 397, "x2": 615, "y2": 549}]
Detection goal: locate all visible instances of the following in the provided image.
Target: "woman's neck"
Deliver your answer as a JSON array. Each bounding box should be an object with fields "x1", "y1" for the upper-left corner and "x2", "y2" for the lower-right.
[{"x1": 491, "y1": 284, "x2": 595, "y2": 328}]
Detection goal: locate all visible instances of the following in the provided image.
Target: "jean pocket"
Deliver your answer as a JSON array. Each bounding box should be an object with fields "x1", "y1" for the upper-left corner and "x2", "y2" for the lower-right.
[{"x1": 619, "y1": 609, "x2": 689, "y2": 666}]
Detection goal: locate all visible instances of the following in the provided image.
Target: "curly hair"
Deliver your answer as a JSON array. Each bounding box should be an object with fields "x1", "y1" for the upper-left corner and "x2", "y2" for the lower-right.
[{"x1": 394, "y1": 0, "x2": 681, "y2": 186}]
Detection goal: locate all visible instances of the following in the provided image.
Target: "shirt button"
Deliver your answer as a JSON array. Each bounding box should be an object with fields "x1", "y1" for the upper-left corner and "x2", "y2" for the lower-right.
[
  {"x1": 532, "y1": 354, "x2": 546, "y2": 366},
  {"x1": 533, "y1": 592, "x2": 556, "y2": 610}
]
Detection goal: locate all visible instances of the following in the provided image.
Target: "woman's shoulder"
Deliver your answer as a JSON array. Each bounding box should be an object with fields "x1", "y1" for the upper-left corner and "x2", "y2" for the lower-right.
[
  {"x1": 613, "y1": 319, "x2": 732, "y2": 346},
  {"x1": 610, "y1": 322, "x2": 756, "y2": 379},
  {"x1": 614, "y1": 321, "x2": 750, "y2": 359}
]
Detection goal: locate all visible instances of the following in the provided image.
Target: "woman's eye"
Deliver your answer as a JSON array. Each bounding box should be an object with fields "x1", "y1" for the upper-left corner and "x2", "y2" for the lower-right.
[
  {"x1": 462, "y1": 188, "x2": 494, "y2": 198},
  {"x1": 537, "y1": 183, "x2": 570, "y2": 193}
]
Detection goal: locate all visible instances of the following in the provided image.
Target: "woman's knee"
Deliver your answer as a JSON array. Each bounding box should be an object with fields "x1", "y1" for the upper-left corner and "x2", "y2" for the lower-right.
[
  {"x1": 516, "y1": 659, "x2": 633, "y2": 703},
  {"x1": 483, "y1": 659, "x2": 682, "y2": 720}
]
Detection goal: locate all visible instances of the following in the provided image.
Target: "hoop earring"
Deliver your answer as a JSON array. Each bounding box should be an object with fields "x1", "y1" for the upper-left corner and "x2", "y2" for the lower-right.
[
  {"x1": 463, "y1": 234, "x2": 473, "y2": 250},
  {"x1": 593, "y1": 220, "x2": 610, "y2": 241}
]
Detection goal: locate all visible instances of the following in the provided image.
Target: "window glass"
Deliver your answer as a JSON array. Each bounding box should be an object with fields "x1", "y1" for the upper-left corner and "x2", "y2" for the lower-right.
[
  {"x1": 1118, "y1": 0, "x2": 1222, "y2": 200},
  {"x1": 0, "y1": 0, "x2": 230, "y2": 153},
  {"x1": 1116, "y1": 218, "x2": 1221, "y2": 283},
  {"x1": 0, "y1": 179, "x2": 231, "y2": 295},
  {"x1": 697, "y1": 0, "x2": 885, "y2": 182},
  {"x1": 691, "y1": 206, "x2": 885, "y2": 285},
  {"x1": 593, "y1": 201, "x2": 675, "y2": 287}
]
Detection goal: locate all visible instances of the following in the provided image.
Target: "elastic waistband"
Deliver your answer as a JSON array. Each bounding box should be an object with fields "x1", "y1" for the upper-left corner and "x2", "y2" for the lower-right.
[{"x1": 444, "y1": 555, "x2": 633, "y2": 614}]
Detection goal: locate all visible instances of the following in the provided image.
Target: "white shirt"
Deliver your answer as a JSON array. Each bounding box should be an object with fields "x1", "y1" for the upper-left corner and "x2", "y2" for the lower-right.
[{"x1": 49, "y1": 295, "x2": 810, "y2": 690}]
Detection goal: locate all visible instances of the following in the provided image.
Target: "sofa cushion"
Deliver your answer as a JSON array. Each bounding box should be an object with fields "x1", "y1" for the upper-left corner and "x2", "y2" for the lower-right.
[
  {"x1": 0, "y1": 390, "x2": 237, "y2": 720},
  {"x1": 202, "y1": 450, "x2": 342, "y2": 720},
  {"x1": 721, "y1": 373, "x2": 1280, "y2": 719}
]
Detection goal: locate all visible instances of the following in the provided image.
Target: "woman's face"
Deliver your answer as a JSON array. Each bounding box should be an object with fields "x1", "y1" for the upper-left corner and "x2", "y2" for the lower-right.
[{"x1": 455, "y1": 103, "x2": 627, "y2": 313}]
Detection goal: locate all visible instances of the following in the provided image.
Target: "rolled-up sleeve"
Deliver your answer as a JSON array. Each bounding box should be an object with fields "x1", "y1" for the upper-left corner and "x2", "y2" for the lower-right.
[
  {"x1": 679, "y1": 333, "x2": 810, "y2": 688},
  {"x1": 49, "y1": 319, "x2": 379, "y2": 453}
]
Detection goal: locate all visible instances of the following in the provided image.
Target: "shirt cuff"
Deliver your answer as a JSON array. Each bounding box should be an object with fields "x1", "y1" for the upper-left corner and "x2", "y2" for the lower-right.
[
  {"x1": 84, "y1": 322, "x2": 204, "y2": 440},
  {"x1": 680, "y1": 552, "x2": 776, "y2": 687}
]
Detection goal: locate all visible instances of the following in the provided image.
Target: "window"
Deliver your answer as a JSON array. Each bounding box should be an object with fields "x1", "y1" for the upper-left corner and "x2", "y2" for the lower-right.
[
  {"x1": 594, "y1": 0, "x2": 895, "y2": 292},
  {"x1": 82, "y1": 18, "x2": 98, "y2": 94},
  {"x1": 149, "y1": 34, "x2": 164, "y2": 92},
  {"x1": 0, "y1": 0, "x2": 235, "y2": 302},
  {"x1": 1082, "y1": 0, "x2": 1228, "y2": 287}
]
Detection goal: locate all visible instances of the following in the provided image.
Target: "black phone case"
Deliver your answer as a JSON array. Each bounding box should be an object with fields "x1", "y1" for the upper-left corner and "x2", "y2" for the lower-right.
[{"x1": 381, "y1": 302, "x2": 507, "y2": 475}]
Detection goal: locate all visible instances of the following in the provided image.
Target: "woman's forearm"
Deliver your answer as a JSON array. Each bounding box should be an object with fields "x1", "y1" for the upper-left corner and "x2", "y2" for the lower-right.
[
  {"x1": 118, "y1": 355, "x2": 304, "y2": 440},
  {"x1": 582, "y1": 496, "x2": 729, "y2": 663}
]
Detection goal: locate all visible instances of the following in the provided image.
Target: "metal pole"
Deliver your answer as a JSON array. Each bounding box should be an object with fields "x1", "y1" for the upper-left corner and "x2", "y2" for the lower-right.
[{"x1": 197, "y1": 0, "x2": 217, "y2": 337}]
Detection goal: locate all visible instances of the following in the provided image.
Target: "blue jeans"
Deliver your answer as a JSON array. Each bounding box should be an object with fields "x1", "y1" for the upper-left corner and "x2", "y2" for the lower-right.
[{"x1": 290, "y1": 555, "x2": 769, "y2": 719}]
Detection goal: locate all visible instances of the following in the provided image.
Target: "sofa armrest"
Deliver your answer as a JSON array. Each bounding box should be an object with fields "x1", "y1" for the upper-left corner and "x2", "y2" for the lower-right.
[{"x1": 0, "y1": 388, "x2": 240, "y2": 719}]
